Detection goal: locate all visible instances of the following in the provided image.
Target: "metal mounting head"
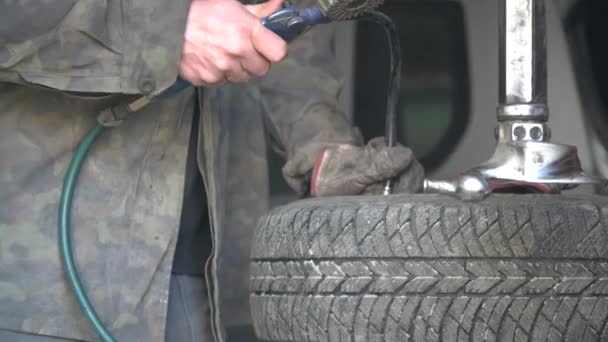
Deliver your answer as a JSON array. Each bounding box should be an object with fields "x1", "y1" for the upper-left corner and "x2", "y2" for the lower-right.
[
  {"x1": 424, "y1": 176, "x2": 491, "y2": 202},
  {"x1": 424, "y1": 140, "x2": 606, "y2": 201}
]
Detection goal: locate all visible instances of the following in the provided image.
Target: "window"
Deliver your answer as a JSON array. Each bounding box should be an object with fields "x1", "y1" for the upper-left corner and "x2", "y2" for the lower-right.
[{"x1": 353, "y1": 0, "x2": 470, "y2": 172}]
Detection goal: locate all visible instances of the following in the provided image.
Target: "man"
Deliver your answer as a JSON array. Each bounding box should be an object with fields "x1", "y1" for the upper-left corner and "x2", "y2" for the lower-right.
[{"x1": 0, "y1": 0, "x2": 423, "y2": 341}]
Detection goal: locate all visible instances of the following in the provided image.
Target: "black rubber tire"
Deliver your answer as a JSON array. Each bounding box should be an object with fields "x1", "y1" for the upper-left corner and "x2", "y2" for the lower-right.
[{"x1": 250, "y1": 194, "x2": 608, "y2": 342}]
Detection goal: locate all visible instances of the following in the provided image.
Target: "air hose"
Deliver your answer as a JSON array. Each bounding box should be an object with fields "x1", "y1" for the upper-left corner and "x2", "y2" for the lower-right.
[
  {"x1": 58, "y1": 79, "x2": 188, "y2": 341},
  {"x1": 59, "y1": 124, "x2": 116, "y2": 342}
]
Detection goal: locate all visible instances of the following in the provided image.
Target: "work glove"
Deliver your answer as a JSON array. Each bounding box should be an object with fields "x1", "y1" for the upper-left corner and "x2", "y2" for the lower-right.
[{"x1": 307, "y1": 137, "x2": 425, "y2": 197}]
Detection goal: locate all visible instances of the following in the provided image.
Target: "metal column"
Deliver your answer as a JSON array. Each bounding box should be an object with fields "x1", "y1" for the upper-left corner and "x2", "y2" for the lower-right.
[
  {"x1": 495, "y1": 0, "x2": 551, "y2": 143},
  {"x1": 498, "y1": 0, "x2": 548, "y2": 122}
]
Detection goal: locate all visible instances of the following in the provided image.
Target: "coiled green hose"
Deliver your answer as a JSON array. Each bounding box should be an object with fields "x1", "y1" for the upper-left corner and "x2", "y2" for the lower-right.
[{"x1": 58, "y1": 123, "x2": 117, "y2": 342}]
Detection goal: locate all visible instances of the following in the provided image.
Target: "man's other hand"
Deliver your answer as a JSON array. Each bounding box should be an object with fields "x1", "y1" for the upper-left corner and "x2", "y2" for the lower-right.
[
  {"x1": 179, "y1": 0, "x2": 288, "y2": 86},
  {"x1": 310, "y1": 138, "x2": 425, "y2": 197}
]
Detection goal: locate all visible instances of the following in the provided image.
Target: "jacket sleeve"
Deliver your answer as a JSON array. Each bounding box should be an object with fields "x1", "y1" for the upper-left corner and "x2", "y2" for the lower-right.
[
  {"x1": 258, "y1": 22, "x2": 364, "y2": 194},
  {"x1": 0, "y1": 0, "x2": 190, "y2": 94}
]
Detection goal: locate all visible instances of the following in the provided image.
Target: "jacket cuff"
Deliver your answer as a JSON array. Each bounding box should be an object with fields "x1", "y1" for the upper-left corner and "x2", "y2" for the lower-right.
[{"x1": 121, "y1": 0, "x2": 191, "y2": 94}]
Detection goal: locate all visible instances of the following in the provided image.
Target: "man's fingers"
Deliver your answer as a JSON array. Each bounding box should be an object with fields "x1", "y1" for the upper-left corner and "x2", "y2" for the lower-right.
[
  {"x1": 179, "y1": 61, "x2": 199, "y2": 85},
  {"x1": 189, "y1": 63, "x2": 226, "y2": 87},
  {"x1": 241, "y1": 50, "x2": 271, "y2": 76},
  {"x1": 247, "y1": 0, "x2": 288, "y2": 63},
  {"x1": 246, "y1": 0, "x2": 285, "y2": 18},
  {"x1": 179, "y1": 0, "x2": 287, "y2": 87},
  {"x1": 226, "y1": 63, "x2": 252, "y2": 83},
  {"x1": 198, "y1": 70, "x2": 226, "y2": 87},
  {"x1": 251, "y1": 22, "x2": 287, "y2": 62}
]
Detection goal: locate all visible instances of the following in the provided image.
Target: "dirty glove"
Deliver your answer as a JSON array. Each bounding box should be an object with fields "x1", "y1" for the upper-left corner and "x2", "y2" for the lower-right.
[{"x1": 309, "y1": 137, "x2": 425, "y2": 197}]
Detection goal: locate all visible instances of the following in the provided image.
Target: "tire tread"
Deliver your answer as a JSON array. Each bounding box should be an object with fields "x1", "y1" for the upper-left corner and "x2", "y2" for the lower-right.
[{"x1": 250, "y1": 195, "x2": 608, "y2": 341}]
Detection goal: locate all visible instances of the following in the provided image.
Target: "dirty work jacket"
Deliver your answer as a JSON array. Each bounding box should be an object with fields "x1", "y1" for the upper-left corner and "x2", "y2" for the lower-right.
[{"x1": 0, "y1": 1, "x2": 361, "y2": 340}]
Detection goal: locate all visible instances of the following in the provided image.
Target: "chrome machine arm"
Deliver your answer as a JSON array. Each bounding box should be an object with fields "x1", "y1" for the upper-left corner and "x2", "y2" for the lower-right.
[{"x1": 425, "y1": 0, "x2": 605, "y2": 200}]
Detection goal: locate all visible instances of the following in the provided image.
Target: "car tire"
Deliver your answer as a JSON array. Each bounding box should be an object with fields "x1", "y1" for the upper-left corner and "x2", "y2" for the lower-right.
[{"x1": 250, "y1": 194, "x2": 608, "y2": 341}]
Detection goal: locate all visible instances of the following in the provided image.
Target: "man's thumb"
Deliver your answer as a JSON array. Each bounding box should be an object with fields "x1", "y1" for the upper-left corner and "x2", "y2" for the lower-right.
[{"x1": 246, "y1": 0, "x2": 285, "y2": 18}]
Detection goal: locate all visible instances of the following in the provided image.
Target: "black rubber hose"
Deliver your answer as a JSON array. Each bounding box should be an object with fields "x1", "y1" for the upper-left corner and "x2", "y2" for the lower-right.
[{"x1": 363, "y1": 10, "x2": 402, "y2": 194}]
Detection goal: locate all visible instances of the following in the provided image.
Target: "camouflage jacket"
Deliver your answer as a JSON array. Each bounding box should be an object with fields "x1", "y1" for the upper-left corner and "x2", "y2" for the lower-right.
[{"x1": 0, "y1": 1, "x2": 360, "y2": 341}]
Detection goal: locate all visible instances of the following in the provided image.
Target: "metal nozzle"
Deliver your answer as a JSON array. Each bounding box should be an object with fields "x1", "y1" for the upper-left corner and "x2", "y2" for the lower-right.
[{"x1": 317, "y1": 0, "x2": 384, "y2": 20}]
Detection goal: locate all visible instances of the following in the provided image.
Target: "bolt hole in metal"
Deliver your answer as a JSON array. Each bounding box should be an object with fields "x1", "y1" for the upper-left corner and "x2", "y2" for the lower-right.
[
  {"x1": 514, "y1": 126, "x2": 526, "y2": 141},
  {"x1": 530, "y1": 126, "x2": 542, "y2": 141}
]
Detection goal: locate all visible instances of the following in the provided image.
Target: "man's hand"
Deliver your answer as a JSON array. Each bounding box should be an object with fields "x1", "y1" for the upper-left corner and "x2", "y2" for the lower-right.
[
  {"x1": 179, "y1": 0, "x2": 288, "y2": 86},
  {"x1": 310, "y1": 138, "x2": 425, "y2": 196}
]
